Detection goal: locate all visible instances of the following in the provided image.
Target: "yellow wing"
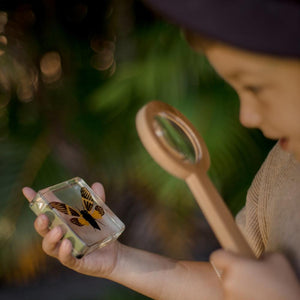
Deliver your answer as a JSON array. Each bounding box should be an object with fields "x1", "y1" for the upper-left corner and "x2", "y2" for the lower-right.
[
  {"x1": 70, "y1": 217, "x2": 89, "y2": 227},
  {"x1": 80, "y1": 187, "x2": 105, "y2": 219},
  {"x1": 80, "y1": 187, "x2": 94, "y2": 212},
  {"x1": 50, "y1": 202, "x2": 80, "y2": 216},
  {"x1": 90, "y1": 205, "x2": 105, "y2": 219}
]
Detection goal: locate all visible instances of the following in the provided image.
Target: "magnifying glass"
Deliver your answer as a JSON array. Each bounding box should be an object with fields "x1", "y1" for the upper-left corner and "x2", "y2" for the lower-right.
[{"x1": 136, "y1": 101, "x2": 254, "y2": 258}]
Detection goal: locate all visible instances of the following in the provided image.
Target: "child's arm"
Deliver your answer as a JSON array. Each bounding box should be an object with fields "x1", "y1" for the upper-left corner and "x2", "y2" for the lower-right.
[
  {"x1": 23, "y1": 184, "x2": 222, "y2": 300},
  {"x1": 211, "y1": 249, "x2": 300, "y2": 300},
  {"x1": 106, "y1": 245, "x2": 222, "y2": 299}
]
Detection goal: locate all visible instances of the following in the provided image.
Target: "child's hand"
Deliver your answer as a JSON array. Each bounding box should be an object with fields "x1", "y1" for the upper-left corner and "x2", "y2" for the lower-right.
[
  {"x1": 22, "y1": 182, "x2": 120, "y2": 279},
  {"x1": 210, "y1": 249, "x2": 300, "y2": 300}
]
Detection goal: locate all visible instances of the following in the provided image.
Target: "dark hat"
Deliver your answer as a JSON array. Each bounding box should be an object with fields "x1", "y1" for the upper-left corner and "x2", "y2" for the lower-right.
[{"x1": 142, "y1": 0, "x2": 300, "y2": 58}]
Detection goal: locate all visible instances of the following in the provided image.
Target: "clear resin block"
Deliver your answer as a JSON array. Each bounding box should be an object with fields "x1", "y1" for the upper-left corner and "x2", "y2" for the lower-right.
[{"x1": 30, "y1": 177, "x2": 125, "y2": 258}]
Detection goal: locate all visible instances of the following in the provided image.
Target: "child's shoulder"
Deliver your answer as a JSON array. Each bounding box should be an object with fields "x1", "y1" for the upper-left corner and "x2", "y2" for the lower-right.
[
  {"x1": 237, "y1": 142, "x2": 300, "y2": 258},
  {"x1": 259, "y1": 141, "x2": 298, "y2": 178}
]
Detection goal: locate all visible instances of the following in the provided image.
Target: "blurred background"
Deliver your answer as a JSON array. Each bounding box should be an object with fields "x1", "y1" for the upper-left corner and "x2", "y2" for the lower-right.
[{"x1": 0, "y1": 0, "x2": 274, "y2": 299}]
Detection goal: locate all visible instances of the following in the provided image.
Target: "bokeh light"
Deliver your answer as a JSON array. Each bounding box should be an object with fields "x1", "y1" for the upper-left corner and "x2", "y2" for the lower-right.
[
  {"x1": 40, "y1": 51, "x2": 62, "y2": 84},
  {"x1": 90, "y1": 36, "x2": 115, "y2": 71},
  {"x1": 0, "y1": 11, "x2": 7, "y2": 32},
  {"x1": 0, "y1": 34, "x2": 7, "y2": 56},
  {"x1": 0, "y1": 216, "x2": 15, "y2": 243},
  {"x1": 16, "y1": 73, "x2": 36, "y2": 102}
]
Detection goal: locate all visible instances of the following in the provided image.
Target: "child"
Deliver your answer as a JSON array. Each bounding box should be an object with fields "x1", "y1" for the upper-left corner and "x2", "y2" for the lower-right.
[{"x1": 23, "y1": 0, "x2": 300, "y2": 299}]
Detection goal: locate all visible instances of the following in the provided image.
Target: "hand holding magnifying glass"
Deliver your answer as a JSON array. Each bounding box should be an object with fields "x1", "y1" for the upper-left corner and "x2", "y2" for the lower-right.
[{"x1": 136, "y1": 101, "x2": 254, "y2": 258}]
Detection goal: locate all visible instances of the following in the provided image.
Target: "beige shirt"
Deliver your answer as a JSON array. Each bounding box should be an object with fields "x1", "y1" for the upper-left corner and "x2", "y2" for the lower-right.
[{"x1": 236, "y1": 142, "x2": 300, "y2": 277}]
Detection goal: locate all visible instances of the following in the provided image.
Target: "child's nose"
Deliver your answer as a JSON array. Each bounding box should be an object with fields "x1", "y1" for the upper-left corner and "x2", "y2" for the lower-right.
[{"x1": 239, "y1": 98, "x2": 262, "y2": 128}]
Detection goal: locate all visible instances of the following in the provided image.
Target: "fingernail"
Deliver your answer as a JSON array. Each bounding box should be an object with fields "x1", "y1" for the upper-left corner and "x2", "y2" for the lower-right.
[
  {"x1": 62, "y1": 239, "x2": 72, "y2": 252},
  {"x1": 52, "y1": 226, "x2": 62, "y2": 238},
  {"x1": 92, "y1": 182, "x2": 102, "y2": 193},
  {"x1": 36, "y1": 216, "x2": 44, "y2": 227},
  {"x1": 37, "y1": 214, "x2": 47, "y2": 227},
  {"x1": 22, "y1": 187, "x2": 36, "y2": 200}
]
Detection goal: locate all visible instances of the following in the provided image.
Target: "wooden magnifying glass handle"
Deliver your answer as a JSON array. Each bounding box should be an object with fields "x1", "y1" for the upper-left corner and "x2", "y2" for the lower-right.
[
  {"x1": 186, "y1": 171, "x2": 255, "y2": 258},
  {"x1": 136, "y1": 101, "x2": 255, "y2": 258}
]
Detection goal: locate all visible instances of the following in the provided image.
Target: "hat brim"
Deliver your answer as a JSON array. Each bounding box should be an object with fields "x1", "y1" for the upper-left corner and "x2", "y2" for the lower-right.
[{"x1": 143, "y1": 0, "x2": 300, "y2": 58}]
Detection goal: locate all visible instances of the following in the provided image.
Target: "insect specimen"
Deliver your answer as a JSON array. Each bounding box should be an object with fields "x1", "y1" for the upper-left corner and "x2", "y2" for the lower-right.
[{"x1": 50, "y1": 187, "x2": 105, "y2": 230}]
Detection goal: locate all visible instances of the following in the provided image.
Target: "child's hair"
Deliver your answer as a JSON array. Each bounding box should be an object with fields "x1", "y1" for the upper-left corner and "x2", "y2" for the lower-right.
[{"x1": 182, "y1": 29, "x2": 216, "y2": 52}]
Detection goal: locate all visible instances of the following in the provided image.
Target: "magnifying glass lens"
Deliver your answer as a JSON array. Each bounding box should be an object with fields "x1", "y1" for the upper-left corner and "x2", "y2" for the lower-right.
[{"x1": 154, "y1": 113, "x2": 199, "y2": 164}]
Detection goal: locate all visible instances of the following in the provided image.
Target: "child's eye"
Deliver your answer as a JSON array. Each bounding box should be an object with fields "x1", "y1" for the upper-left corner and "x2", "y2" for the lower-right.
[{"x1": 243, "y1": 85, "x2": 262, "y2": 94}]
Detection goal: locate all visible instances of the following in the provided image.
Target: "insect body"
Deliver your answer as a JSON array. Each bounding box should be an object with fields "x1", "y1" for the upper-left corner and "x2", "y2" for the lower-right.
[{"x1": 50, "y1": 187, "x2": 105, "y2": 230}]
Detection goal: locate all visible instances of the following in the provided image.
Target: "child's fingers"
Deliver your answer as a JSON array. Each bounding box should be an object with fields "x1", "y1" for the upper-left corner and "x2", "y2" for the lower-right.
[
  {"x1": 58, "y1": 239, "x2": 78, "y2": 268},
  {"x1": 91, "y1": 182, "x2": 106, "y2": 202},
  {"x1": 34, "y1": 214, "x2": 50, "y2": 237},
  {"x1": 42, "y1": 226, "x2": 64, "y2": 257},
  {"x1": 22, "y1": 187, "x2": 37, "y2": 202},
  {"x1": 210, "y1": 249, "x2": 239, "y2": 273}
]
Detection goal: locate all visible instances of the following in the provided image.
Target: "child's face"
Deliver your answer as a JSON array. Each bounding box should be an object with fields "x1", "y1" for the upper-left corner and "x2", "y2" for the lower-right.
[{"x1": 202, "y1": 43, "x2": 300, "y2": 161}]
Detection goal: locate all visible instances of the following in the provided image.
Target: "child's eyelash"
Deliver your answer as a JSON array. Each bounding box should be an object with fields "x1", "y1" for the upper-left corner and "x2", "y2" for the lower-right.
[{"x1": 243, "y1": 85, "x2": 262, "y2": 94}]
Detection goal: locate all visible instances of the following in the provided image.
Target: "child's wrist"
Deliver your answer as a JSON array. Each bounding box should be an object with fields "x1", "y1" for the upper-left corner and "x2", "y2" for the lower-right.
[{"x1": 105, "y1": 241, "x2": 126, "y2": 280}]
